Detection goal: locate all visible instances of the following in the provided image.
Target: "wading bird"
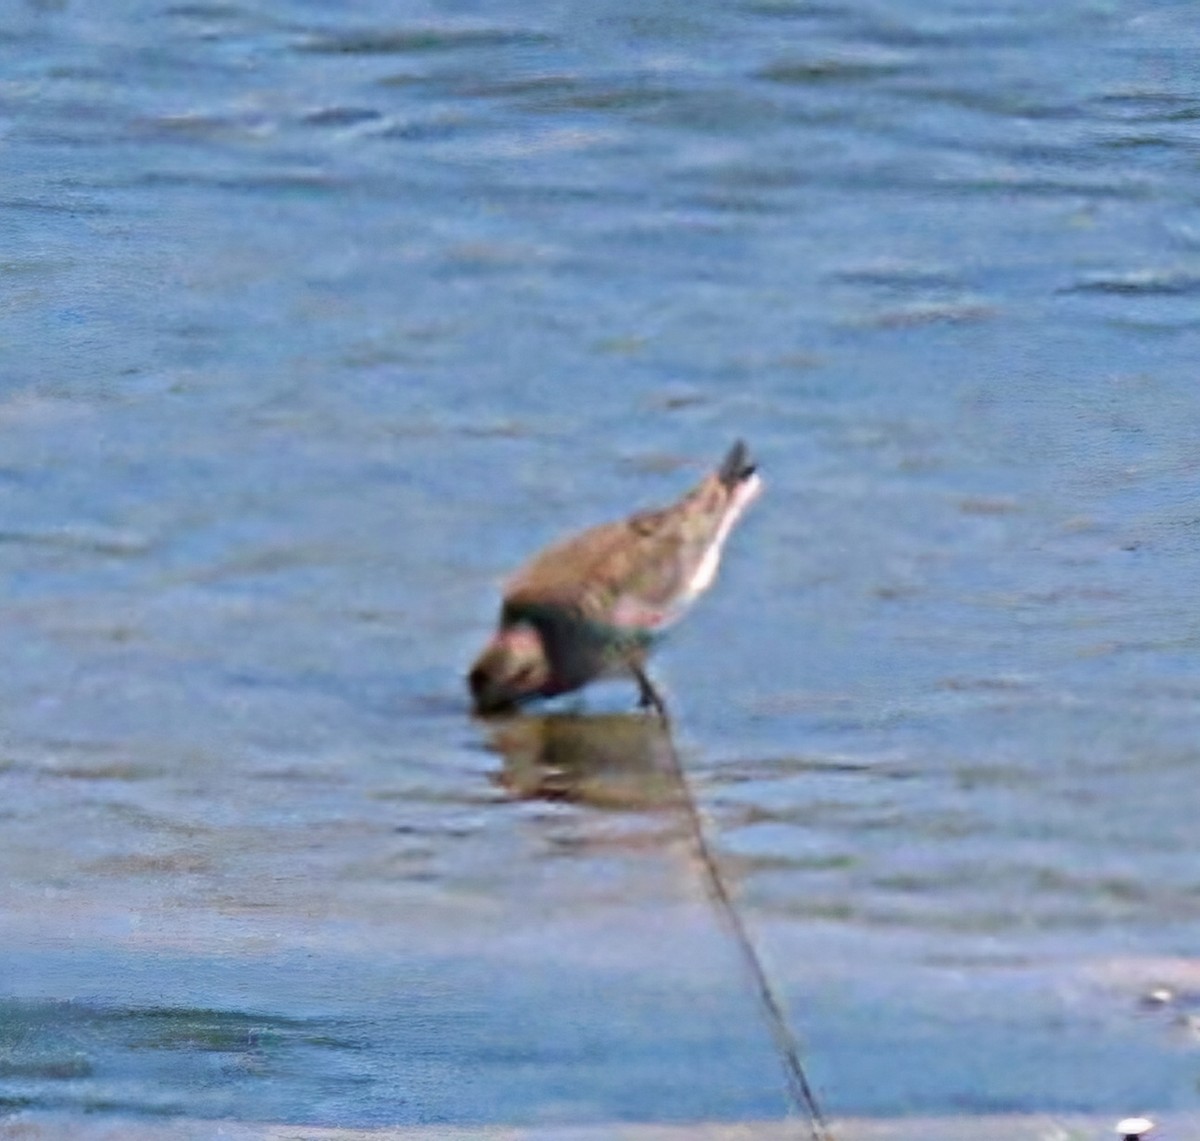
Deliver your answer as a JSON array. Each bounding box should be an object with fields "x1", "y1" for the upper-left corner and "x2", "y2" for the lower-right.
[{"x1": 468, "y1": 440, "x2": 762, "y2": 715}]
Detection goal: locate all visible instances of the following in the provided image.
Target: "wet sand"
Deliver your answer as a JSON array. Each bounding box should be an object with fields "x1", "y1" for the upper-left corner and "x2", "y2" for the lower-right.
[{"x1": 4, "y1": 1113, "x2": 1197, "y2": 1141}]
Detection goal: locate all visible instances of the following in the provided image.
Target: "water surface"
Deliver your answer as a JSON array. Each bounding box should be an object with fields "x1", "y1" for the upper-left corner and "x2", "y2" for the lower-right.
[{"x1": 3, "y1": 0, "x2": 1200, "y2": 1131}]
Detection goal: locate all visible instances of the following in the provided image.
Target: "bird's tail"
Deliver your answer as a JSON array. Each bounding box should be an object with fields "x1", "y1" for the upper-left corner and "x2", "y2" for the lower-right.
[{"x1": 717, "y1": 439, "x2": 756, "y2": 488}]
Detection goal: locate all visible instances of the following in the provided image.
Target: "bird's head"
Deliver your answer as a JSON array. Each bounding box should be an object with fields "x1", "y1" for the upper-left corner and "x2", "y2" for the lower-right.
[{"x1": 467, "y1": 623, "x2": 550, "y2": 714}]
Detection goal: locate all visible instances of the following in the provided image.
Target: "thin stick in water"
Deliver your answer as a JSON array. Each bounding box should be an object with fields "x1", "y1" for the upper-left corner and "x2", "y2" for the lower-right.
[{"x1": 632, "y1": 665, "x2": 834, "y2": 1141}]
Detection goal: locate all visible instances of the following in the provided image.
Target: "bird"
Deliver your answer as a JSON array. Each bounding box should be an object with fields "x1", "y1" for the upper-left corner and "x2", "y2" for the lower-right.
[{"x1": 468, "y1": 440, "x2": 763, "y2": 716}]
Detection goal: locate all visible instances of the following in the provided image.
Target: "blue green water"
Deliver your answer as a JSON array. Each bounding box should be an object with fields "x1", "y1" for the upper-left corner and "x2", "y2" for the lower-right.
[{"x1": 3, "y1": 0, "x2": 1200, "y2": 1130}]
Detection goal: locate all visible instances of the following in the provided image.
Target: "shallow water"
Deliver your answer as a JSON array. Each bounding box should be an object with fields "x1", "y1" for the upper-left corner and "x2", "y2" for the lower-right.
[{"x1": 3, "y1": 0, "x2": 1200, "y2": 1130}]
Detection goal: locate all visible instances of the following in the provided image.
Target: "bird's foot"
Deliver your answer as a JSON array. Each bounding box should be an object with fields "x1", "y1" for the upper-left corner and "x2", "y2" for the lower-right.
[{"x1": 631, "y1": 663, "x2": 670, "y2": 727}]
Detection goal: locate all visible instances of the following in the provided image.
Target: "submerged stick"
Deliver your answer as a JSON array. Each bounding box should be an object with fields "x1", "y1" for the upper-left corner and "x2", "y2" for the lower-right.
[{"x1": 636, "y1": 670, "x2": 834, "y2": 1141}]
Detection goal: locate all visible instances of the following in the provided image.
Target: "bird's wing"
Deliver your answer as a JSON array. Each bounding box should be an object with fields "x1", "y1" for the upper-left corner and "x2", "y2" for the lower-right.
[{"x1": 503, "y1": 441, "x2": 761, "y2": 638}]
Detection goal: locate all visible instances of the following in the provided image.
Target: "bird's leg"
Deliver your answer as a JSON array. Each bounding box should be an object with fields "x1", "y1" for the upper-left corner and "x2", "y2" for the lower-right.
[{"x1": 630, "y1": 661, "x2": 670, "y2": 727}]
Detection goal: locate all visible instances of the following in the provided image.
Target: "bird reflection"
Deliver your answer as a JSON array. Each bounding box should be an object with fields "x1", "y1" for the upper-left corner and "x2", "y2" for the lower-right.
[{"x1": 483, "y1": 711, "x2": 683, "y2": 811}]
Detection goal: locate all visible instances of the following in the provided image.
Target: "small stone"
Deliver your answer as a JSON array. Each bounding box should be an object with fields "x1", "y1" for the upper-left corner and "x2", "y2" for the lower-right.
[
  {"x1": 1116, "y1": 1117, "x2": 1154, "y2": 1139},
  {"x1": 1141, "y1": 986, "x2": 1174, "y2": 1007}
]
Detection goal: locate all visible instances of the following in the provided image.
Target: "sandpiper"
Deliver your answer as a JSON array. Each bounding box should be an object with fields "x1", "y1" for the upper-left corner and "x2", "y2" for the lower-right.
[{"x1": 468, "y1": 440, "x2": 762, "y2": 715}]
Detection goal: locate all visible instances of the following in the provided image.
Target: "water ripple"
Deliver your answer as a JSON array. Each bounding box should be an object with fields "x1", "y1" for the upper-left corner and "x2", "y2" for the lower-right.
[
  {"x1": 294, "y1": 25, "x2": 556, "y2": 56},
  {"x1": 1061, "y1": 270, "x2": 1200, "y2": 296}
]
